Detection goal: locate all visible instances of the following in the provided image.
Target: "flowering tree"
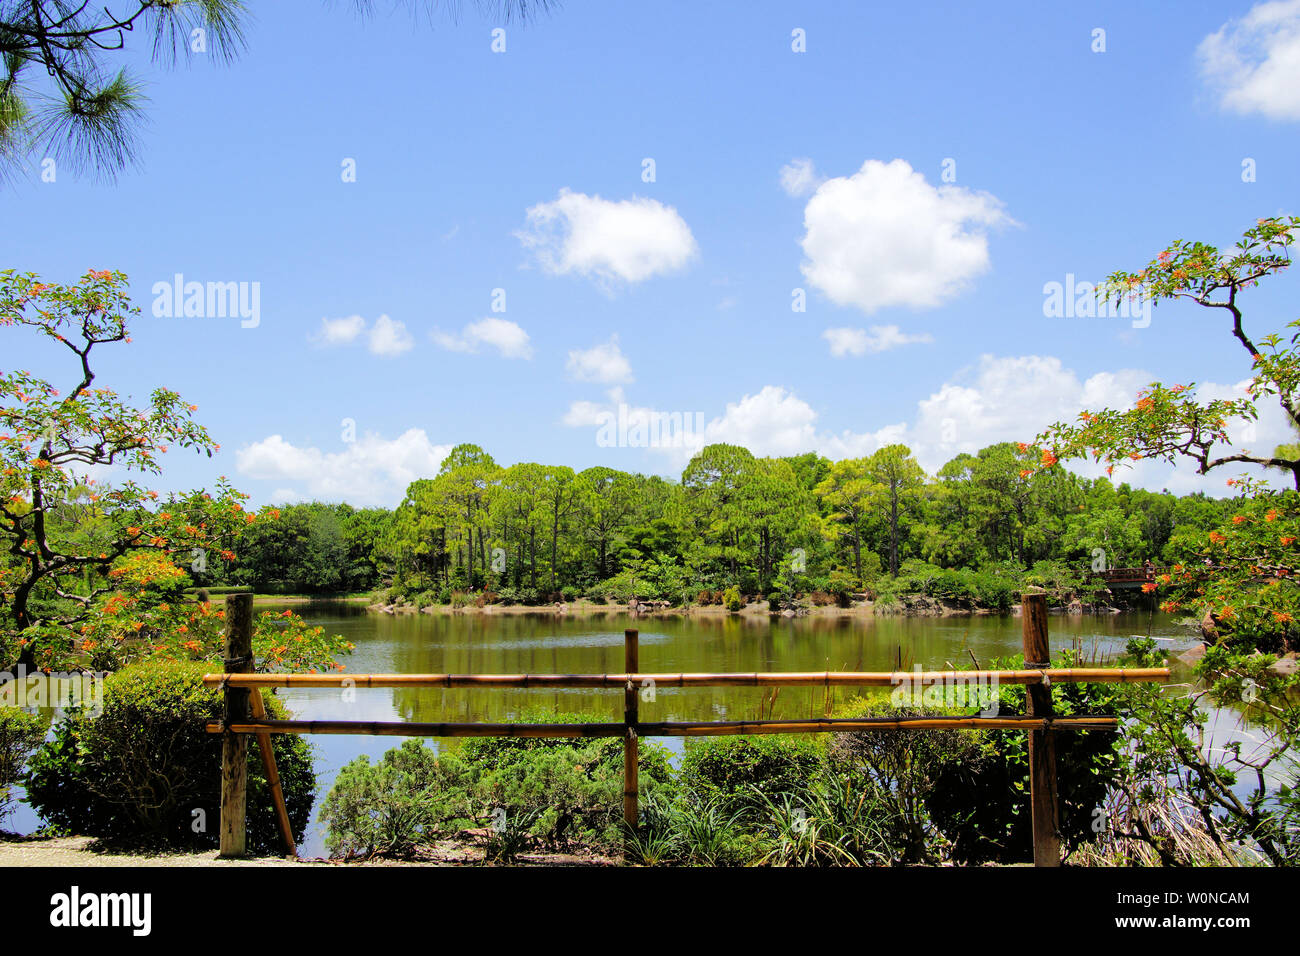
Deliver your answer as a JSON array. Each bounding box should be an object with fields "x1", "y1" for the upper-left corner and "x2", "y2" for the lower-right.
[
  {"x1": 0, "y1": 269, "x2": 325, "y2": 670},
  {"x1": 1023, "y1": 219, "x2": 1300, "y2": 862},
  {"x1": 1035, "y1": 217, "x2": 1300, "y2": 489}
]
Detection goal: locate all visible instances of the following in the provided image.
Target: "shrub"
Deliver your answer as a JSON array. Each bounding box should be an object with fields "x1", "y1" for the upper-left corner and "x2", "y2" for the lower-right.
[
  {"x1": 678, "y1": 735, "x2": 822, "y2": 819},
  {"x1": 25, "y1": 661, "x2": 314, "y2": 854},
  {"x1": 829, "y1": 653, "x2": 1123, "y2": 864},
  {"x1": 722, "y1": 585, "x2": 743, "y2": 612},
  {"x1": 320, "y1": 739, "x2": 468, "y2": 859},
  {"x1": 455, "y1": 728, "x2": 673, "y2": 846},
  {"x1": 320, "y1": 714, "x2": 676, "y2": 859},
  {"x1": 829, "y1": 695, "x2": 989, "y2": 863},
  {"x1": 752, "y1": 763, "x2": 894, "y2": 866},
  {"x1": 635, "y1": 790, "x2": 754, "y2": 866}
]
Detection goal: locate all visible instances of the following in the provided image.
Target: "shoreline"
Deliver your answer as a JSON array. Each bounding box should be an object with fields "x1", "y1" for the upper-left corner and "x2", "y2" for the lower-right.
[{"x1": 359, "y1": 595, "x2": 1138, "y2": 619}]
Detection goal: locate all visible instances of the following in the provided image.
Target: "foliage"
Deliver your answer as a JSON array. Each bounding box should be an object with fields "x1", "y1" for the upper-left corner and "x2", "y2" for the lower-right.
[
  {"x1": 678, "y1": 735, "x2": 822, "y2": 818},
  {"x1": 1114, "y1": 638, "x2": 1299, "y2": 865},
  {"x1": 829, "y1": 657, "x2": 1124, "y2": 864},
  {"x1": 319, "y1": 738, "x2": 465, "y2": 859},
  {"x1": 1035, "y1": 217, "x2": 1300, "y2": 488},
  {"x1": 321, "y1": 716, "x2": 675, "y2": 860},
  {"x1": 0, "y1": 270, "x2": 285, "y2": 670},
  {"x1": 1153, "y1": 490, "x2": 1300, "y2": 654},
  {"x1": 24, "y1": 660, "x2": 314, "y2": 853}
]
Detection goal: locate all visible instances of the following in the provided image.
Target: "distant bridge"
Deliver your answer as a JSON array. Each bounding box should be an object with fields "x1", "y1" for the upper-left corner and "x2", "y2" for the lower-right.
[{"x1": 1089, "y1": 566, "x2": 1169, "y2": 590}]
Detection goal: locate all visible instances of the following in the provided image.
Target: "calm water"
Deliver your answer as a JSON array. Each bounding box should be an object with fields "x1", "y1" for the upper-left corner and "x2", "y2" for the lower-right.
[{"x1": 6, "y1": 605, "x2": 1203, "y2": 858}]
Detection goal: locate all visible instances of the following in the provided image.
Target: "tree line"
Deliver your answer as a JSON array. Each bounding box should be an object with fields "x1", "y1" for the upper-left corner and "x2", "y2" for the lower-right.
[{"x1": 205, "y1": 440, "x2": 1235, "y2": 605}]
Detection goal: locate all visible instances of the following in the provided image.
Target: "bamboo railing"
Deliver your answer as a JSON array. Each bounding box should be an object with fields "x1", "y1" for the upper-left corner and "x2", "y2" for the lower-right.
[{"x1": 206, "y1": 590, "x2": 1170, "y2": 866}]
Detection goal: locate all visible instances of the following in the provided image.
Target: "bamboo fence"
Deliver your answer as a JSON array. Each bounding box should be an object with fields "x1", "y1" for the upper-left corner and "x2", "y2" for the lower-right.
[{"x1": 207, "y1": 590, "x2": 1169, "y2": 866}]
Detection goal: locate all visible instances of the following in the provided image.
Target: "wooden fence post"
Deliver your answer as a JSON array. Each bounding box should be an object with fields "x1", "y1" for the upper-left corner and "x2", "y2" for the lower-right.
[
  {"x1": 249, "y1": 686, "x2": 298, "y2": 857},
  {"x1": 219, "y1": 593, "x2": 254, "y2": 858},
  {"x1": 623, "y1": 628, "x2": 639, "y2": 835},
  {"x1": 1021, "y1": 588, "x2": 1060, "y2": 867}
]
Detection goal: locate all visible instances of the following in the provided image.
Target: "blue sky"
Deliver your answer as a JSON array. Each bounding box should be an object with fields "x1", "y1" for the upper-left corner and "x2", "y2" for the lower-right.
[{"x1": 4, "y1": 0, "x2": 1300, "y2": 506}]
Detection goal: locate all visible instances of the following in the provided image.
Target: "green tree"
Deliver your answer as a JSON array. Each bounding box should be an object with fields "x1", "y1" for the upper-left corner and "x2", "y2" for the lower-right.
[
  {"x1": 815, "y1": 457, "x2": 875, "y2": 583},
  {"x1": 1037, "y1": 217, "x2": 1300, "y2": 489},
  {"x1": 863, "y1": 444, "x2": 925, "y2": 577},
  {"x1": 0, "y1": 270, "x2": 252, "y2": 667}
]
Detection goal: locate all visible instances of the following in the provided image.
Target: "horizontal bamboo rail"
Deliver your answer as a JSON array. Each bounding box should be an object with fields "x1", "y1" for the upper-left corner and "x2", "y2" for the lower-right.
[
  {"x1": 205, "y1": 715, "x2": 1120, "y2": 738},
  {"x1": 200, "y1": 667, "x2": 1168, "y2": 690}
]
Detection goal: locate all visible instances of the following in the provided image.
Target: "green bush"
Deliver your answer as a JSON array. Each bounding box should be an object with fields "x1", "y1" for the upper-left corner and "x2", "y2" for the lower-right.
[
  {"x1": 25, "y1": 661, "x2": 314, "y2": 854},
  {"x1": 320, "y1": 714, "x2": 676, "y2": 859},
  {"x1": 722, "y1": 585, "x2": 743, "y2": 612},
  {"x1": 678, "y1": 735, "x2": 822, "y2": 819},
  {"x1": 829, "y1": 653, "x2": 1123, "y2": 864},
  {"x1": 320, "y1": 739, "x2": 467, "y2": 858}
]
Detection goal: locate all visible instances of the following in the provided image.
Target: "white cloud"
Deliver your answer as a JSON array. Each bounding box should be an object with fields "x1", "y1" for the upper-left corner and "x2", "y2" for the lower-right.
[
  {"x1": 431, "y1": 317, "x2": 533, "y2": 359},
  {"x1": 823, "y1": 324, "x2": 935, "y2": 357},
  {"x1": 517, "y1": 189, "x2": 698, "y2": 286},
  {"x1": 904, "y1": 355, "x2": 1146, "y2": 473},
  {"x1": 314, "y1": 315, "x2": 366, "y2": 345},
  {"x1": 697, "y1": 385, "x2": 900, "y2": 460},
  {"x1": 562, "y1": 398, "x2": 612, "y2": 428},
  {"x1": 562, "y1": 385, "x2": 897, "y2": 466},
  {"x1": 235, "y1": 429, "x2": 452, "y2": 507},
  {"x1": 1200, "y1": 0, "x2": 1300, "y2": 120},
  {"x1": 779, "y1": 158, "x2": 823, "y2": 197},
  {"x1": 902, "y1": 355, "x2": 1292, "y2": 494},
  {"x1": 313, "y1": 314, "x2": 412, "y2": 357},
  {"x1": 799, "y1": 158, "x2": 1012, "y2": 314},
  {"x1": 566, "y1": 335, "x2": 633, "y2": 384},
  {"x1": 559, "y1": 354, "x2": 1290, "y2": 496},
  {"x1": 367, "y1": 315, "x2": 414, "y2": 357}
]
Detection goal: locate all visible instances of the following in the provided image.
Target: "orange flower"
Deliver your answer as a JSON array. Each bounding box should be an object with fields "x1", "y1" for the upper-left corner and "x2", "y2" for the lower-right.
[
  {"x1": 1266, "y1": 510, "x2": 1278, "y2": 522},
  {"x1": 1141, "y1": 582, "x2": 1157, "y2": 593},
  {"x1": 1233, "y1": 515, "x2": 1247, "y2": 524}
]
